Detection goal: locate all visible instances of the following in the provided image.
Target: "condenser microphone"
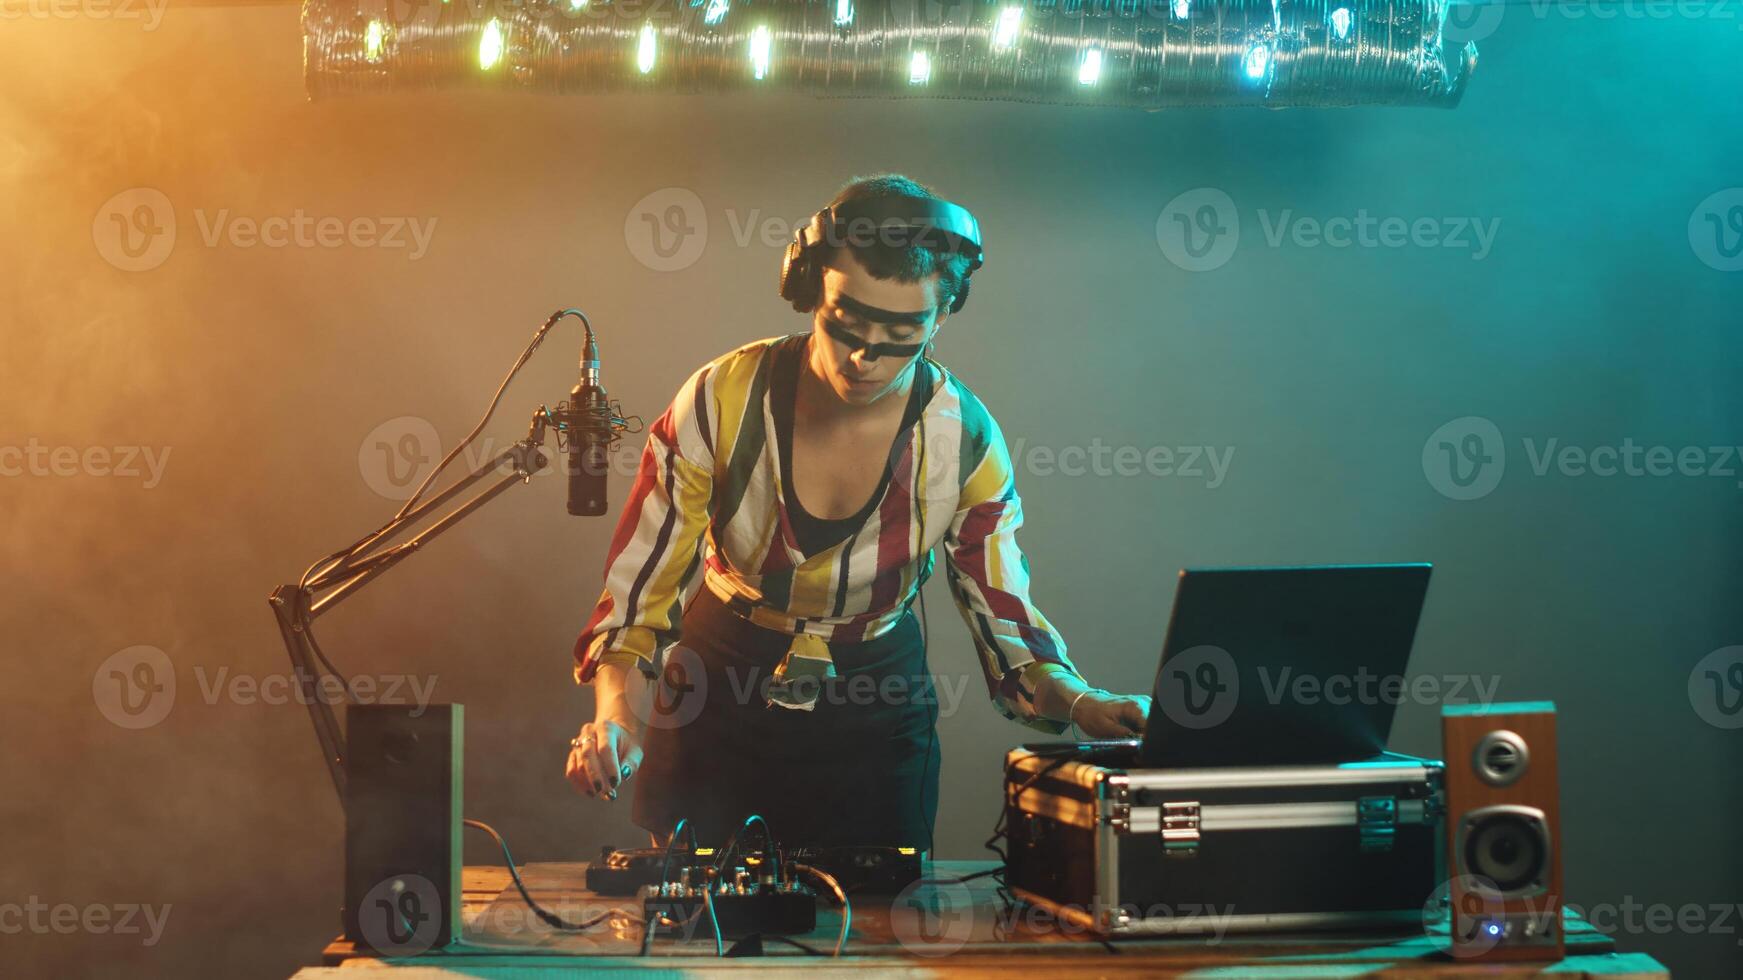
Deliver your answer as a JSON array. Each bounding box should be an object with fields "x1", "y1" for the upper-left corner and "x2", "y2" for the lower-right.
[{"x1": 565, "y1": 333, "x2": 611, "y2": 517}]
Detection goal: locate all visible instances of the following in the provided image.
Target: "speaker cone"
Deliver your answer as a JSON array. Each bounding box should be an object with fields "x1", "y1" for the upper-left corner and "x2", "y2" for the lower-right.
[{"x1": 1461, "y1": 805, "x2": 1551, "y2": 895}]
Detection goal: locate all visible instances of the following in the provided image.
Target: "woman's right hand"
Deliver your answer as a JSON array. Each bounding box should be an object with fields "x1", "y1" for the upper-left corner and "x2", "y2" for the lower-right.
[{"x1": 565, "y1": 715, "x2": 644, "y2": 801}]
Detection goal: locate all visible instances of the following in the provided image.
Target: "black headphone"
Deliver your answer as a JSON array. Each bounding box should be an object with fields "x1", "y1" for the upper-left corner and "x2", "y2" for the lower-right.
[{"x1": 777, "y1": 194, "x2": 985, "y2": 316}]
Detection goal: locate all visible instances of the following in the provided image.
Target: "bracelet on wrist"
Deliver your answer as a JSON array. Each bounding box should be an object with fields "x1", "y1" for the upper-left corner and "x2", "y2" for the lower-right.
[{"x1": 1067, "y1": 687, "x2": 1096, "y2": 737}]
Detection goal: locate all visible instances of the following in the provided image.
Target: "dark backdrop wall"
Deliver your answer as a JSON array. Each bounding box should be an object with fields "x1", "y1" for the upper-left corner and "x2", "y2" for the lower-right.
[{"x1": 2, "y1": 7, "x2": 1739, "y2": 977}]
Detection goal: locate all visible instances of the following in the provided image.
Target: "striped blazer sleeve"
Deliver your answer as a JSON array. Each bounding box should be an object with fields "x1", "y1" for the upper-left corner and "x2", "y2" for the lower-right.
[
  {"x1": 942, "y1": 396, "x2": 1083, "y2": 734},
  {"x1": 572, "y1": 363, "x2": 716, "y2": 684}
]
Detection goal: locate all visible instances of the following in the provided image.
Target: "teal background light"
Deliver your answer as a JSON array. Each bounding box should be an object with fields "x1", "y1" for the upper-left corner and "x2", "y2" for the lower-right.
[{"x1": 1, "y1": 7, "x2": 1738, "y2": 977}]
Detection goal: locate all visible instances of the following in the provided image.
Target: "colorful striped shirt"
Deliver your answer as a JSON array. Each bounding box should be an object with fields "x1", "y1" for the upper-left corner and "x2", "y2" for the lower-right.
[{"x1": 572, "y1": 332, "x2": 1081, "y2": 733}]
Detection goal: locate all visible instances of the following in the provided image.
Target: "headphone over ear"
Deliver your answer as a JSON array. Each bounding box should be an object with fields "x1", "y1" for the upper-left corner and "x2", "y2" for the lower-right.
[{"x1": 778, "y1": 194, "x2": 985, "y2": 316}]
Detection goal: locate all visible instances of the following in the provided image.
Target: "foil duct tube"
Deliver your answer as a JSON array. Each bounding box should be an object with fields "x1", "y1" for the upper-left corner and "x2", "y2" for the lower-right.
[{"x1": 303, "y1": 0, "x2": 1477, "y2": 108}]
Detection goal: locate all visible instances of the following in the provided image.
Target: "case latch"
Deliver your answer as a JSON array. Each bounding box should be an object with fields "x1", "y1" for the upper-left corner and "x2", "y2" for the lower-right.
[
  {"x1": 1161, "y1": 801, "x2": 1201, "y2": 857},
  {"x1": 1357, "y1": 795, "x2": 1398, "y2": 853}
]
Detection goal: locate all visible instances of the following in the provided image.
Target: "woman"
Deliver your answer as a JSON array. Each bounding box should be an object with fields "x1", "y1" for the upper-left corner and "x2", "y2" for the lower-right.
[{"x1": 565, "y1": 174, "x2": 1150, "y2": 850}]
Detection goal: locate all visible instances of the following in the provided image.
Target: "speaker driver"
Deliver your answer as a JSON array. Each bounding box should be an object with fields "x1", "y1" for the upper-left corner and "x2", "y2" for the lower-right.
[
  {"x1": 1460, "y1": 805, "x2": 1551, "y2": 895},
  {"x1": 1472, "y1": 729, "x2": 1529, "y2": 786}
]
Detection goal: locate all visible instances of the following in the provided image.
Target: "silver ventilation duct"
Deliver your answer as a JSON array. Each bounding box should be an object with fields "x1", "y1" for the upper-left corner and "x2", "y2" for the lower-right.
[{"x1": 303, "y1": 0, "x2": 1477, "y2": 108}]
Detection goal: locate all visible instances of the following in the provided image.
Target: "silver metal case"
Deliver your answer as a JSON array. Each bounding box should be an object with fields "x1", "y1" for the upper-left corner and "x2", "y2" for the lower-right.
[{"x1": 1003, "y1": 741, "x2": 1445, "y2": 936}]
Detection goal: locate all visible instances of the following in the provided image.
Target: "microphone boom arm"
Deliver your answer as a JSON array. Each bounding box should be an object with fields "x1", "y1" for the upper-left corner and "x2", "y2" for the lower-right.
[{"x1": 269, "y1": 407, "x2": 553, "y2": 807}]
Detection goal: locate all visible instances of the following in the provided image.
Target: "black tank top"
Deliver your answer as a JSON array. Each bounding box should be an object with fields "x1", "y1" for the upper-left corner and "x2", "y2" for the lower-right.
[{"x1": 772, "y1": 334, "x2": 931, "y2": 556}]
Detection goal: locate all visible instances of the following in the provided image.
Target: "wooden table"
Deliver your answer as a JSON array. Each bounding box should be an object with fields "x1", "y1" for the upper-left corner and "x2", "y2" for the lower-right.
[{"x1": 298, "y1": 861, "x2": 1669, "y2": 977}]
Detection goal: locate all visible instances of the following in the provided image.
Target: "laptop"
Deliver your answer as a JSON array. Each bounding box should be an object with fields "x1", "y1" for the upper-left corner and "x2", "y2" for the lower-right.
[{"x1": 1136, "y1": 563, "x2": 1433, "y2": 769}]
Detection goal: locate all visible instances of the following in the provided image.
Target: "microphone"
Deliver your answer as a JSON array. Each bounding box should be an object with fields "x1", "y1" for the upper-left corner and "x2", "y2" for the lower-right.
[{"x1": 565, "y1": 332, "x2": 611, "y2": 517}]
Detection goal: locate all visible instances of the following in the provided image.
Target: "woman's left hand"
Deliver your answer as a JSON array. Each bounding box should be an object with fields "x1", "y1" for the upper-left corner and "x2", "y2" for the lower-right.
[{"x1": 1071, "y1": 689, "x2": 1152, "y2": 738}]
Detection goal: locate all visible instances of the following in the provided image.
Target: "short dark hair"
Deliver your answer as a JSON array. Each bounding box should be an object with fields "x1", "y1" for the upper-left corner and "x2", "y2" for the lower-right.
[{"x1": 821, "y1": 173, "x2": 974, "y2": 317}]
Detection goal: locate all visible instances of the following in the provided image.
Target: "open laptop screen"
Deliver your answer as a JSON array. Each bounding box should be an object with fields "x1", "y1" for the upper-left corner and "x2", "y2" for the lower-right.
[{"x1": 1138, "y1": 563, "x2": 1433, "y2": 768}]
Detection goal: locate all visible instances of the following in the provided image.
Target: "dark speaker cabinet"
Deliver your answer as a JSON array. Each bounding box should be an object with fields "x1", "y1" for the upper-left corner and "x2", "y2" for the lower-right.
[{"x1": 342, "y1": 704, "x2": 463, "y2": 954}]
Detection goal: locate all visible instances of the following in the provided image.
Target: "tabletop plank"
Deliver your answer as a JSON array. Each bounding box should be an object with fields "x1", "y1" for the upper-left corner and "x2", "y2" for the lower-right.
[{"x1": 311, "y1": 861, "x2": 1665, "y2": 978}]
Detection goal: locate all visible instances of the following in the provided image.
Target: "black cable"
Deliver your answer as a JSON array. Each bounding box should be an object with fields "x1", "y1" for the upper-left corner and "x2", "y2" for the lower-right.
[
  {"x1": 764, "y1": 934, "x2": 828, "y2": 956},
  {"x1": 738, "y1": 814, "x2": 781, "y2": 882},
  {"x1": 658, "y1": 817, "x2": 698, "y2": 891},
  {"x1": 461, "y1": 819, "x2": 639, "y2": 931},
  {"x1": 645, "y1": 818, "x2": 723, "y2": 957},
  {"x1": 792, "y1": 863, "x2": 851, "y2": 956},
  {"x1": 984, "y1": 749, "x2": 1080, "y2": 867},
  {"x1": 289, "y1": 308, "x2": 606, "y2": 712},
  {"x1": 711, "y1": 813, "x2": 780, "y2": 882},
  {"x1": 392, "y1": 308, "x2": 586, "y2": 525},
  {"x1": 918, "y1": 866, "x2": 1003, "y2": 885},
  {"x1": 915, "y1": 566, "x2": 936, "y2": 856}
]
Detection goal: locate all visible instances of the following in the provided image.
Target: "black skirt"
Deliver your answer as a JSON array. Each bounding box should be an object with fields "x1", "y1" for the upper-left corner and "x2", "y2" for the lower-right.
[{"x1": 631, "y1": 585, "x2": 940, "y2": 851}]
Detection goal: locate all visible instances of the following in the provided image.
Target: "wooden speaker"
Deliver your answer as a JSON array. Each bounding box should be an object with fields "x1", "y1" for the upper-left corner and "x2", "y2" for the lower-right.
[
  {"x1": 343, "y1": 704, "x2": 463, "y2": 955},
  {"x1": 1440, "y1": 701, "x2": 1563, "y2": 961}
]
